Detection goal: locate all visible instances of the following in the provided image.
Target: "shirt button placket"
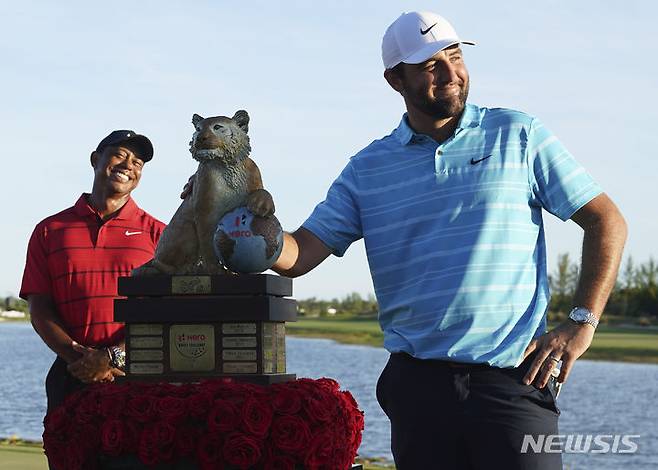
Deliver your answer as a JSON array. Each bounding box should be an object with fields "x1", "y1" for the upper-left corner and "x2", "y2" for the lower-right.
[
  {"x1": 435, "y1": 148, "x2": 449, "y2": 182},
  {"x1": 97, "y1": 222, "x2": 106, "y2": 248}
]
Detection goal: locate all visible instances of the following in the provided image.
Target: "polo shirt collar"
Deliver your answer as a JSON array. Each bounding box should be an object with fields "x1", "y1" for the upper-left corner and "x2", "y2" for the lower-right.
[
  {"x1": 74, "y1": 193, "x2": 139, "y2": 220},
  {"x1": 393, "y1": 103, "x2": 482, "y2": 145},
  {"x1": 393, "y1": 115, "x2": 416, "y2": 146}
]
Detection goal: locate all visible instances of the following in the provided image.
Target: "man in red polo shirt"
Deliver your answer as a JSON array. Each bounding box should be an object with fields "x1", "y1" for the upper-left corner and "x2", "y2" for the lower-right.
[{"x1": 20, "y1": 130, "x2": 166, "y2": 413}]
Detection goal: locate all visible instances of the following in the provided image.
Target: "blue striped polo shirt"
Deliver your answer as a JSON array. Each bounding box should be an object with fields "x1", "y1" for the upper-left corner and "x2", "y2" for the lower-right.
[{"x1": 303, "y1": 103, "x2": 602, "y2": 367}]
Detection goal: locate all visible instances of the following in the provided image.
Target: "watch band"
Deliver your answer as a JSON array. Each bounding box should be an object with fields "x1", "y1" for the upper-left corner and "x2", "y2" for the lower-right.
[{"x1": 107, "y1": 346, "x2": 126, "y2": 370}]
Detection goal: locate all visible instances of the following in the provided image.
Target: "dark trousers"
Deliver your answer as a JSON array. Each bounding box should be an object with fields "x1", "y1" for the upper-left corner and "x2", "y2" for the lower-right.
[
  {"x1": 376, "y1": 352, "x2": 562, "y2": 470},
  {"x1": 45, "y1": 357, "x2": 87, "y2": 470},
  {"x1": 45, "y1": 356, "x2": 86, "y2": 413}
]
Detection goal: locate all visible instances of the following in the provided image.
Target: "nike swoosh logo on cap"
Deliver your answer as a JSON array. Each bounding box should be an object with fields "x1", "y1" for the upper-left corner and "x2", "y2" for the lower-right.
[
  {"x1": 125, "y1": 230, "x2": 142, "y2": 236},
  {"x1": 420, "y1": 23, "x2": 438, "y2": 35}
]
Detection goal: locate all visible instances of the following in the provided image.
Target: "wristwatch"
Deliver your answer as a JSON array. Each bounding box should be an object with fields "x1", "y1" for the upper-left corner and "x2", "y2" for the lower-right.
[
  {"x1": 568, "y1": 307, "x2": 599, "y2": 329},
  {"x1": 107, "y1": 346, "x2": 126, "y2": 370}
]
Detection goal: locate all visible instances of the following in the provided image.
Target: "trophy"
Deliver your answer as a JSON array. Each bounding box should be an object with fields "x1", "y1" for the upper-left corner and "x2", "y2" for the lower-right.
[{"x1": 118, "y1": 110, "x2": 297, "y2": 385}]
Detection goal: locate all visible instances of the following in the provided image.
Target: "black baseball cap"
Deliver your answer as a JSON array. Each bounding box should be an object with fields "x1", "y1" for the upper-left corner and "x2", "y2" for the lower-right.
[{"x1": 95, "y1": 130, "x2": 154, "y2": 162}]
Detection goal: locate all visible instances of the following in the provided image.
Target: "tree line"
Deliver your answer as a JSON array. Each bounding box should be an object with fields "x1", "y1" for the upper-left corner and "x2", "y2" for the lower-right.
[{"x1": 550, "y1": 254, "x2": 657, "y2": 319}]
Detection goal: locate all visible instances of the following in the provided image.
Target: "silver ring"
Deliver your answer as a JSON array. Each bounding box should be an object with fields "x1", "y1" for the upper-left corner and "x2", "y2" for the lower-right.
[{"x1": 548, "y1": 355, "x2": 560, "y2": 363}]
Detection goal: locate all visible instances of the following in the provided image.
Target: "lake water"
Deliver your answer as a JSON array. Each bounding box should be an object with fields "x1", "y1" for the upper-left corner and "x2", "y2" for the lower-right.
[{"x1": 1, "y1": 322, "x2": 656, "y2": 469}]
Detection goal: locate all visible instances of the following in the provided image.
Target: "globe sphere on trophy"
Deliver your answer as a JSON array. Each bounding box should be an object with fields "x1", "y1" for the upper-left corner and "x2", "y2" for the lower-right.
[
  {"x1": 40, "y1": 110, "x2": 364, "y2": 470},
  {"x1": 214, "y1": 206, "x2": 284, "y2": 274}
]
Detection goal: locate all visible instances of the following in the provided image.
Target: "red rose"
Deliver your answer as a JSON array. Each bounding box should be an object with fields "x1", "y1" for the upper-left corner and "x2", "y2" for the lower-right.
[
  {"x1": 100, "y1": 393, "x2": 127, "y2": 419},
  {"x1": 99, "y1": 382, "x2": 131, "y2": 397},
  {"x1": 138, "y1": 426, "x2": 160, "y2": 466},
  {"x1": 223, "y1": 433, "x2": 262, "y2": 469},
  {"x1": 316, "y1": 377, "x2": 340, "y2": 393},
  {"x1": 264, "y1": 454, "x2": 297, "y2": 470},
  {"x1": 74, "y1": 393, "x2": 101, "y2": 425},
  {"x1": 44, "y1": 406, "x2": 70, "y2": 435},
  {"x1": 123, "y1": 420, "x2": 142, "y2": 454},
  {"x1": 241, "y1": 396, "x2": 273, "y2": 437},
  {"x1": 189, "y1": 390, "x2": 214, "y2": 418},
  {"x1": 156, "y1": 396, "x2": 187, "y2": 423},
  {"x1": 153, "y1": 420, "x2": 176, "y2": 462},
  {"x1": 304, "y1": 430, "x2": 335, "y2": 470},
  {"x1": 62, "y1": 391, "x2": 82, "y2": 412},
  {"x1": 196, "y1": 433, "x2": 224, "y2": 470},
  {"x1": 43, "y1": 441, "x2": 68, "y2": 470},
  {"x1": 76, "y1": 422, "x2": 101, "y2": 456},
  {"x1": 303, "y1": 396, "x2": 334, "y2": 423},
  {"x1": 64, "y1": 443, "x2": 86, "y2": 470},
  {"x1": 271, "y1": 388, "x2": 302, "y2": 415},
  {"x1": 175, "y1": 426, "x2": 198, "y2": 456},
  {"x1": 271, "y1": 415, "x2": 311, "y2": 455},
  {"x1": 101, "y1": 419, "x2": 125, "y2": 456},
  {"x1": 126, "y1": 394, "x2": 155, "y2": 423},
  {"x1": 208, "y1": 399, "x2": 240, "y2": 433},
  {"x1": 155, "y1": 382, "x2": 191, "y2": 397},
  {"x1": 129, "y1": 382, "x2": 157, "y2": 396}
]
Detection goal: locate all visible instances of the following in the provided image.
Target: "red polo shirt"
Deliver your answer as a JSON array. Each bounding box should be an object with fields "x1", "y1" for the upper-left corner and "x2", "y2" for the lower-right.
[{"x1": 20, "y1": 194, "x2": 165, "y2": 347}]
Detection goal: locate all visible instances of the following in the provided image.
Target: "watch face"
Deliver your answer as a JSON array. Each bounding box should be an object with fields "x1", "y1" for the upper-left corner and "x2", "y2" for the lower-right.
[{"x1": 571, "y1": 308, "x2": 590, "y2": 322}]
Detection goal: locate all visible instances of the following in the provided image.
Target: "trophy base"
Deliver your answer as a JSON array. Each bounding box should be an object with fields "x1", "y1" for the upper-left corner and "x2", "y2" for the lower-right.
[{"x1": 117, "y1": 373, "x2": 296, "y2": 385}]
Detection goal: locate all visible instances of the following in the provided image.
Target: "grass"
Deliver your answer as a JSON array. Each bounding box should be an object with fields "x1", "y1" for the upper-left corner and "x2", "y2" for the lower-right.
[
  {"x1": 287, "y1": 316, "x2": 384, "y2": 347},
  {"x1": 0, "y1": 440, "x2": 47, "y2": 470},
  {"x1": 0, "y1": 441, "x2": 394, "y2": 470},
  {"x1": 287, "y1": 316, "x2": 658, "y2": 364}
]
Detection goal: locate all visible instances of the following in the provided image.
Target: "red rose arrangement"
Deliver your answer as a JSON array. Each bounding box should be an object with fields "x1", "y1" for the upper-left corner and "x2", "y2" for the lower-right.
[{"x1": 43, "y1": 378, "x2": 364, "y2": 470}]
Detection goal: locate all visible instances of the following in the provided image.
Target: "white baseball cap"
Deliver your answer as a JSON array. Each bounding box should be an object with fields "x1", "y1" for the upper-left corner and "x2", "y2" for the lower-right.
[{"x1": 382, "y1": 11, "x2": 475, "y2": 69}]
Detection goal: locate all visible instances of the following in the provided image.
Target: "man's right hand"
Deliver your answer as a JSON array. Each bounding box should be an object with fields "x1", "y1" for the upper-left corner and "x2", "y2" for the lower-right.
[
  {"x1": 271, "y1": 228, "x2": 332, "y2": 278},
  {"x1": 67, "y1": 342, "x2": 121, "y2": 383},
  {"x1": 100, "y1": 368, "x2": 127, "y2": 383}
]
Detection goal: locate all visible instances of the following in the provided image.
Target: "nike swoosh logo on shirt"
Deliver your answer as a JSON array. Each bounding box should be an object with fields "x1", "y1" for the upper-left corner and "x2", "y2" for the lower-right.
[
  {"x1": 470, "y1": 155, "x2": 492, "y2": 165},
  {"x1": 125, "y1": 230, "x2": 142, "y2": 236},
  {"x1": 420, "y1": 23, "x2": 438, "y2": 35}
]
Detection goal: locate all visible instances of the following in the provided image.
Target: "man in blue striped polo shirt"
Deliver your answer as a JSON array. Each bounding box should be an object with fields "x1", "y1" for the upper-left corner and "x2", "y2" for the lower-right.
[{"x1": 273, "y1": 10, "x2": 627, "y2": 470}]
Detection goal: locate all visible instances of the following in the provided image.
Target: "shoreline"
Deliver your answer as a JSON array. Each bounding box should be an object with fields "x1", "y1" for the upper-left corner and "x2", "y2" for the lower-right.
[{"x1": 287, "y1": 318, "x2": 658, "y2": 365}]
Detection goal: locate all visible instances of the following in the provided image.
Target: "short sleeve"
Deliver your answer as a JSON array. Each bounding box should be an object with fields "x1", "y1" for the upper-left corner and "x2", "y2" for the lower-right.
[
  {"x1": 302, "y1": 162, "x2": 362, "y2": 257},
  {"x1": 19, "y1": 224, "x2": 52, "y2": 299},
  {"x1": 527, "y1": 118, "x2": 603, "y2": 221}
]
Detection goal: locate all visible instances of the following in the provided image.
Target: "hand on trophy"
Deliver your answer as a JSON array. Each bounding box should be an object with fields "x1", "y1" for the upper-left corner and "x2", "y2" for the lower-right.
[
  {"x1": 246, "y1": 188, "x2": 275, "y2": 217},
  {"x1": 180, "y1": 174, "x2": 195, "y2": 199}
]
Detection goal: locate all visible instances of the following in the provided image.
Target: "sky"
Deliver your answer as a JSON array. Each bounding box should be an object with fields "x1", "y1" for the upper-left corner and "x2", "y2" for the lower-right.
[{"x1": 1, "y1": 0, "x2": 656, "y2": 301}]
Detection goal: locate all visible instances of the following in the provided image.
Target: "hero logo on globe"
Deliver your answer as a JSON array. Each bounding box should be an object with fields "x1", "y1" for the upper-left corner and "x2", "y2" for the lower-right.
[
  {"x1": 229, "y1": 215, "x2": 252, "y2": 238},
  {"x1": 175, "y1": 332, "x2": 208, "y2": 358}
]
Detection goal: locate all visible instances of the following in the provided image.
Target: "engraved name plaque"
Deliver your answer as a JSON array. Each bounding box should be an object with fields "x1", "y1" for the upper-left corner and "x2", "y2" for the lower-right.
[
  {"x1": 222, "y1": 337, "x2": 257, "y2": 348},
  {"x1": 222, "y1": 323, "x2": 257, "y2": 335},
  {"x1": 223, "y1": 350, "x2": 257, "y2": 361},
  {"x1": 131, "y1": 350, "x2": 164, "y2": 361},
  {"x1": 130, "y1": 324, "x2": 163, "y2": 336},
  {"x1": 130, "y1": 336, "x2": 164, "y2": 349},
  {"x1": 130, "y1": 363, "x2": 164, "y2": 374}
]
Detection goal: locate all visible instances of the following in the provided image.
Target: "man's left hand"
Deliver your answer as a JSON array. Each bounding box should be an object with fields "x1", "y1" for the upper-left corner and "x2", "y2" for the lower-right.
[
  {"x1": 180, "y1": 174, "x2": 195, "y2": 199},
  {"x1": 522, "y1": 320, "x2": 595, "y2": 389},
  {"x1": 67, "y1": 341, "x2": 113, "y2": 384}
]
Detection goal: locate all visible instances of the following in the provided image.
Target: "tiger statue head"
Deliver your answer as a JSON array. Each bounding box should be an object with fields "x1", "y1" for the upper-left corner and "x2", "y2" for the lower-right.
[{"x1": 189, "y1": 110, "x2": 252, "y2": 165}]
